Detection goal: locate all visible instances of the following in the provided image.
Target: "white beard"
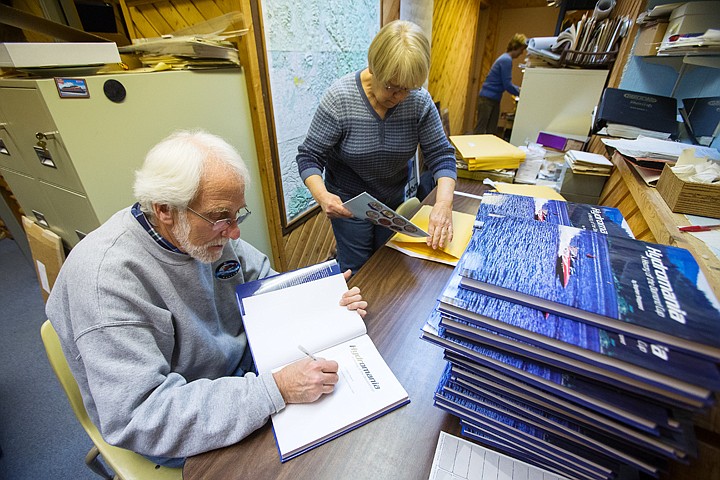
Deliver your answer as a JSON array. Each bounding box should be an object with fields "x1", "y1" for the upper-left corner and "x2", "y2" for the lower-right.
[{"x1": 172, "y1": 210, "x2": 228, "y2": 263}]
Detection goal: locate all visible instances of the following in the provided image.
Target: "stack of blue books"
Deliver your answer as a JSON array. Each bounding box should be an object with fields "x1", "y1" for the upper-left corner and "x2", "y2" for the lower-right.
[{"x1": 421, "y1": 192, "x2": 720, "y2": 480}]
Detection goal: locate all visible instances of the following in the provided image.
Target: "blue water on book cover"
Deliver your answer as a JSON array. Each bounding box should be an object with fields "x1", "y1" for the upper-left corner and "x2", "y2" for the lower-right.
[
  {"x1": 435, "y1": 382, "x2": 622, "y2": 476},
  {"x1": 440, "y1": 376, "x2": 665, "y2": 474},
  {"x1": 440, "y1": 266, "x2": 720, "y2": 390},
  {"x1": 459, "y1": 215, "x2": 720, "y2": 358},
  {"x1": 476, "y1": 191, "x2": 634, "y2": 239},
  {"x1": 430, "y1": 329, "x2": 671, "y2": 432}
]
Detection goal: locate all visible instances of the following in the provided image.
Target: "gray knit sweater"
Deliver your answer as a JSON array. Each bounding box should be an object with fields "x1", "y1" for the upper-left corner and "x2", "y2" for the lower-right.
[
  {"x1": 297, "y1": 70, "x2": 457, "y2": 205},
  {"x1": 46, "y1": 207, "x2": 285, "y2": 458}
]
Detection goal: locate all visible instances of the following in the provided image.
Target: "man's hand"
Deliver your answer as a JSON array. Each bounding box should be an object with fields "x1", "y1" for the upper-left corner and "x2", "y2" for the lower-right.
[
  {"x1": 273, "y1": 357, "x2": 339, "y2": 403},
  {"x1": 340, "y1": 269, "x2": 367, "y2": 317}
]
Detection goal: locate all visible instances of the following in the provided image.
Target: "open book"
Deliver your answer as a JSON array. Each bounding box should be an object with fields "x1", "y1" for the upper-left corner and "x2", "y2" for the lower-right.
[
  {"x1": 236, "y1": 263, "x2": 409, "y2": 462},
  {"x1": 342, "y1": 192, "x2": 428, "y2": 237}
]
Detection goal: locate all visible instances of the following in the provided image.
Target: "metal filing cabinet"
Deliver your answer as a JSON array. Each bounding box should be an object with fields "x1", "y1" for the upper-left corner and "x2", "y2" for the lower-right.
[{"x1": 0, "y1": 69, "x2": 272, "y2": 257}]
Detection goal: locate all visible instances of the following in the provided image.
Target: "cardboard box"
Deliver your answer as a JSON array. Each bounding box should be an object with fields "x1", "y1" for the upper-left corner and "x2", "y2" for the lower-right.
[
  {"x1": 634, "y1": 22, "x2": 668, "y2": 56},
  {"x1": 560, "y1": 165, "x2": 609, "y2": 200},
  {"x1": 656, "y1": 166, "x2": 720, "y2": 219},
  {"x1": 22, "y1": 216, "x2": 65, "y2": 303}
]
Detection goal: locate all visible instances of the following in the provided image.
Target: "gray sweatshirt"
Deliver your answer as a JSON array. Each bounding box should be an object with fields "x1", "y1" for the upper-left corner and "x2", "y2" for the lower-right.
[{"x1": 46, "y1": 207, "x2": 285, "y2": 457}]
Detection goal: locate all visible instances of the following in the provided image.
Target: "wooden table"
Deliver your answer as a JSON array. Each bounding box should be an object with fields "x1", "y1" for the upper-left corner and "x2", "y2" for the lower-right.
[{"x1": 183, "y1": 180, "x2": 488, "y2": 480}]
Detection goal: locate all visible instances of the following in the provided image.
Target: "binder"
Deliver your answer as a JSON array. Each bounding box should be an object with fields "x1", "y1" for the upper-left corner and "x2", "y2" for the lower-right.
[
  {"x1": 680, "y1": 96, "x2": 720, "y2": 145},
  {"x1": 595, "y1": 88, "x2": 677, "y2": 136}
]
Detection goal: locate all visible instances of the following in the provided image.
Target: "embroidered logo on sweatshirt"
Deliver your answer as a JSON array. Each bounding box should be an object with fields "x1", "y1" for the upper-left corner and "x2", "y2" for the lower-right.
[{"x1": 215, "y1": 260, "x2": 241, "y2": 279}]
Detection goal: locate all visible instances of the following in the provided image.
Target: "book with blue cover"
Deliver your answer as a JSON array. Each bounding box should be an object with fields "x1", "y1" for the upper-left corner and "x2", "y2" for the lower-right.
[
  {"x1": 435, "y1": 367, "x2": 667, "y2": 476},
  {"x1": 438, "y1": 308, "x2": 713, "y2": 408},
  {"x1": 458, "y1": 215, "x2": 720, "y2": 362},
  {"x1": 434, "y1": 368, "x2": 621, "y2": 480},
  {"x1": 420, "y1": 323, "x2": 673, "y2": 434},
  {"x1": 476, "y1": 191, "x2": 634, "y2": 239},
  {"x1": 445, "y1": 358, "x2": 690, "y2": 460},
  {"x1": 439, "y1": 267, "x2": 720, "y2": 404}
]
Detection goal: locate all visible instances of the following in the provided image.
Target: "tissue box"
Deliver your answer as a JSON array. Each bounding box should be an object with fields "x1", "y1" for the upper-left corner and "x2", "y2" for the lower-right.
[{"x1": 656, "y1": 165, "x2": 720, "y2": 218}]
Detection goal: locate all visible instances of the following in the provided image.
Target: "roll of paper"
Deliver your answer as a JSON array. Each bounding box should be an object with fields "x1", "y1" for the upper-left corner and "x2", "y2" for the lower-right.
[
  {"x1": 527, "y1": 37, "x2": 557, "y2": 51},
  {"x1": 593, "y1": 0, "x2": 615, "y2": 20}
]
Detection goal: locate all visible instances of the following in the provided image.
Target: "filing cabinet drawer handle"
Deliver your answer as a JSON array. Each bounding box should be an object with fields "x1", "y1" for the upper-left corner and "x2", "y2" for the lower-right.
[{"x1": 35, "y1": 131, "x2": 58, "y2": 140}]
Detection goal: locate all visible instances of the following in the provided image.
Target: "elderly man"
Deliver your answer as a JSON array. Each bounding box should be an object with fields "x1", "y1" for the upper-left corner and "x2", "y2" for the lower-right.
[{"x1": 46, "y1": 130, "x2": 367, "y2": 467}]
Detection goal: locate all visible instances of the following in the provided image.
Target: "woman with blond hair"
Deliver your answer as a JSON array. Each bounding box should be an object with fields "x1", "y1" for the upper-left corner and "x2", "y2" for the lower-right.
[
  {"x1": 474, "y1": 33, "x2": 527, "y2": 135},
  {"x1": 297, "y1": 20, "x2": 457, "y2": 274}
]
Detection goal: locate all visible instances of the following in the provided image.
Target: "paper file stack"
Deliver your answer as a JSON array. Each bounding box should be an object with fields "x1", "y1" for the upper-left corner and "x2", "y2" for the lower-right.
[
  {"x1": 564, "y1": 150, "x2": 613, "y2": 176},
  {"x1": 450, "y1": 135, "x2": 526, "y2": 171}
]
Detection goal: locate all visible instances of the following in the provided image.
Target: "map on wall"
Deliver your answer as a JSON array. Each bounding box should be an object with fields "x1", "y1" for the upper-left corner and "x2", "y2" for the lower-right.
[{"x1": 261, "y1": 0, "x2": 380, "y2": 224}]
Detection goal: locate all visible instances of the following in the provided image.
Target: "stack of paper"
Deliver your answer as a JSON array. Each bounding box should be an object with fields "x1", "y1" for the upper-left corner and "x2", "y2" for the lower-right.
[
  {"x1": 119, "y1": 36, "x2": 240, "y2": 69},
  {"x1": 450, "y1": 135, "x2": 526, "y2": 171},
  {"x1": 564, "y1": 150, "x2": 613, "y2": 176}
]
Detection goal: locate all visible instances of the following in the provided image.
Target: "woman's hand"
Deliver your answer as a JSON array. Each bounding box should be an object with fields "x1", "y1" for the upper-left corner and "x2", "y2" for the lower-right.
[
  {"x1": 426, "y1": 200, "x2": 453, "y2": 249},
  {"x1": 317, "y1": 191, "x2": 352, "y2": 219},
  {"x1": 305, "y1": 175, "x2": 352, "y2": 219}
]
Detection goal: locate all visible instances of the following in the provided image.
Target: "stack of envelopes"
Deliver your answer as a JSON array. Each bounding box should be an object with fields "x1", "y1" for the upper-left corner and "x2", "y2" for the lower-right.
[{"x1": 450, "y1": 135, "x2": 526, "y2": 171}]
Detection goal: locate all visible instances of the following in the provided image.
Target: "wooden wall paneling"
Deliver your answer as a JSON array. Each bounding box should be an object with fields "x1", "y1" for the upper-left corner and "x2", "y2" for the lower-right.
[
  {"x1": 429, "y1": 0, "x2": 484, "y2": 136},
  {"x1": 605, "y1": 0, "x2": 645, "y2": 89},
  {"x1": 236, "y1": 0, "x2": 286, "y2": 271},
  {"x1": 382, "y1": 0, "x2": 400, "y2": 24},
  {"x1": 463, "y1": 5, "x2": 491, "y2": 134},
  {"x1": 284, "y1": 212, "x2": 335, "y2": 271},
  {"x1": 120, "y1": 1, "x2": 163, "y2": 38}
]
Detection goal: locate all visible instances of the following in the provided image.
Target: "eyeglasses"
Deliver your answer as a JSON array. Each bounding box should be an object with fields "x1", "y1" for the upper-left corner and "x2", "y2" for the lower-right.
[
  {"x1": 186, "y1": 206, "x2": 251, "y2": 232},
  {"x1": 383, "y1": 82, "x2": 420, "y2": 95}
]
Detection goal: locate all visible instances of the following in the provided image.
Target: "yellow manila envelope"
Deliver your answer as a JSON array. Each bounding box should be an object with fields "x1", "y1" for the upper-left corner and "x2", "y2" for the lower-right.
[
  {"x1": 493, "y1": 183, "x2": 566, "y2": 201},
  {"x1": 386, "y1": 205, "x2": 475, "y2": 266}
]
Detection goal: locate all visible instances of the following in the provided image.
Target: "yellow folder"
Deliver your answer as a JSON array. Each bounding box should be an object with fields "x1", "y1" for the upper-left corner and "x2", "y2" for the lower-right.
[
  {"x1": 450, "y1": 134, "x2": 526, "y2": 171},
  {"x1": 386, "y1": 205, "x2": 475, "y2": 266},
  {"x1": 493, "y1": 183, "x2": 566, "y2": 201}
]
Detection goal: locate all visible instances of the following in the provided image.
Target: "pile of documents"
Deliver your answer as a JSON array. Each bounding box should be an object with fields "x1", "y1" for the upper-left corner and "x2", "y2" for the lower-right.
[
  {"x1": 564, "y1": 150, "x2": 613, "y2": 175},
  {"x1": 118, "y1": 12, "x2": 248, "y2": 70},
  {"x1": 119, "y1": 36, "x2": 241, "y2": 69},
  {"x1": 450, "y1": 135, "x2": 525, "y2": 171},
  {"x1": 658, "y1": 29, "x2": 720, "y2": 55}
]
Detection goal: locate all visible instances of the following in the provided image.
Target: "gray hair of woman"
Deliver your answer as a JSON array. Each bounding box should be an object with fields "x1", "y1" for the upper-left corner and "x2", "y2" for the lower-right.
[{"x1": 367, "y1": 20, "x2": 431, "y2": 91}]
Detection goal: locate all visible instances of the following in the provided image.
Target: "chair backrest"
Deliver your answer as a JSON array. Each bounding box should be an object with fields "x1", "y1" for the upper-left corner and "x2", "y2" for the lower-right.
[
  {"x1": 40, "y1": 320, "x2": 183, "y2": 480},
  {"x1": 41, "y1": 320, "x2": 95, "y2": 429}
]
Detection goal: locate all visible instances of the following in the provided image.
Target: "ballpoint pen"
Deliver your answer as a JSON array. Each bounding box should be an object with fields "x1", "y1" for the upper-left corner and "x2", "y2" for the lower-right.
[
  {"x1": 678, "y1": 225, "x2": 720, "y2": 232},
  {"x1": 298, "y1": 344, "x2": 317, "y2": 361}
]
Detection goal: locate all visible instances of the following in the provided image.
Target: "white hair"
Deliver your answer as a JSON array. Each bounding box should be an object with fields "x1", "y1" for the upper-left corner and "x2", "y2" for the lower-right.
[{"x1": 134, "y1": 130, "x2": 250, "y2": 219}]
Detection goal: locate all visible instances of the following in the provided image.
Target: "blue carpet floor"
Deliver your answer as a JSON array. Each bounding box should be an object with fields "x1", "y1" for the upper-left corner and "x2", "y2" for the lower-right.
[{"x1": 0, "y1": 237, "x2": 97, "y2": 479}]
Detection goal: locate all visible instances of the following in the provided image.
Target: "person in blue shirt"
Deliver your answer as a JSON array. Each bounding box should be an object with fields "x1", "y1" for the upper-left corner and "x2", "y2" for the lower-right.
[
  {"x1": 474, "y1": 33, "x2": 527, "y2": 135},
  {"x1": 297, "y1": 20, "x2": 457, "y2": 274}
]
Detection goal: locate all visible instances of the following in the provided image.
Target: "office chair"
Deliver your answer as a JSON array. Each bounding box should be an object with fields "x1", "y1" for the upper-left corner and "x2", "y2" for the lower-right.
[
  {"x1": 395, "y1": 196, "x2": 422, "y2": 219},
  {"x1": 40, "y1": 320, "x2": 183, "y2": 480}
]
